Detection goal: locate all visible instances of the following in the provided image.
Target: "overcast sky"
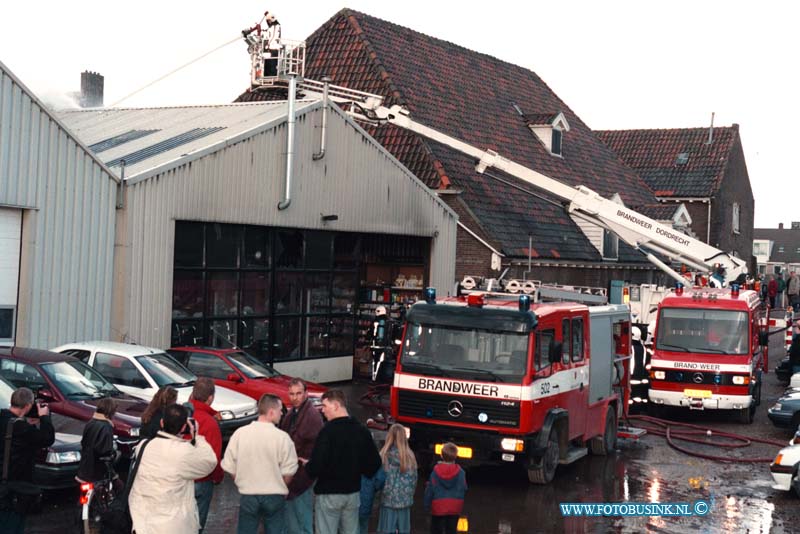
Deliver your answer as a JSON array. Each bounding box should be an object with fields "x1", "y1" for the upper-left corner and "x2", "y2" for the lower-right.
[{"x1": 2, "y1": 1, "x2": 796, "y2": 229}]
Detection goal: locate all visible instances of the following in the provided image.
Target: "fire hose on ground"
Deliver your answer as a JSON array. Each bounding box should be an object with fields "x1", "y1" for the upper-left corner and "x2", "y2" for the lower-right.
[{"x1": 626, "y1": 414, "x2": 787, "y2": 463}]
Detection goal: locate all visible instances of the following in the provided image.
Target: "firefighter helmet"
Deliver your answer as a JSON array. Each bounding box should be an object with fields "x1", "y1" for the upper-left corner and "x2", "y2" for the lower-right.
[{"x1": 632, "y1": 326, "x2": 642, "y2": 342}]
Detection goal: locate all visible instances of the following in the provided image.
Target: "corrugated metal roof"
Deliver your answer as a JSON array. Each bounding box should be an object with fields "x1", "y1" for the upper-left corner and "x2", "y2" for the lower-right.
[
  {"x1": 88, "y1": 129, "x2": 160, "y2": 153},
  {"x1": 56, "y1": 101, "x2": 317, "y2": 178}
]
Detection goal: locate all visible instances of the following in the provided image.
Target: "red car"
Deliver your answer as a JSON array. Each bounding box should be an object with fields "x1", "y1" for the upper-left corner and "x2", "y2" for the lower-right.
[
  {"x1": 0, "y1": 347, "x2": 147, "y2": 456},
  {"x1": 167, "y1": 347, "x2": 326, "y2": 409}
]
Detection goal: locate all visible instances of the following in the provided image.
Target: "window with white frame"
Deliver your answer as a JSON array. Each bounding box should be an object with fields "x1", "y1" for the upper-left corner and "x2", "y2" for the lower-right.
[
  {"x1": 732, "y1": 203, "x2": 740, "y2": 234},
  {"x1": 753, "y1": 242, "x2": 770, "y2": 257}
]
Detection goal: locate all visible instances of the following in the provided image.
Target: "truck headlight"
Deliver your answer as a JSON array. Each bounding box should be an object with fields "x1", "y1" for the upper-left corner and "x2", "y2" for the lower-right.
[
  {"x1": 220, "y1": 410, "x2": 235, "y2": 420},
  {"x1": 732, "y1": 376, "x2": 750, "y2": 385},
  {"x1": 653, "y1": 370, "x2": 665, "y2": 380},
  {"x1": 129, "y1": 427, "x2": 140, "y2": 437},
  {"x1": 500, "y1": 438, "x2": 524, "y2": 452},
  {"x1": 46, "y1": 451, "x2": 81, "y2": 464}
]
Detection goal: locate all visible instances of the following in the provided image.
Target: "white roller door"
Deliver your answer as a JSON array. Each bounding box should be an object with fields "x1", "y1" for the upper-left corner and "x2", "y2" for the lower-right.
[{"x1": 0, "y1": 208, "x2": 21, "y2": 344}]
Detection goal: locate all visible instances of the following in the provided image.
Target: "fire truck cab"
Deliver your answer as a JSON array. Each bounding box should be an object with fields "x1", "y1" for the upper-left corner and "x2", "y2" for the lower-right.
[
  {"x1": 391, "y1": 292, "x2": 632, "y2": 484},
  {"x1": 648, "y1": 285, "x2": 766, "y2": 423}
]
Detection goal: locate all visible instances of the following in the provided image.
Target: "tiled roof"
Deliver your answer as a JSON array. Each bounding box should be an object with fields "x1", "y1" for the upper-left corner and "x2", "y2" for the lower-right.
[
  {"x1": 638, "y1": 203, "x2": 680, "y2": 221},
  {"x1": 596, "y1": 126, "x2": 739, "y2": 198},
  {"x1": 237, "y1": 9, "x2": 656, "y2": 261},
  {"x1": 754, "y1": 228, "x2": 800, "y2": 264},
  {"x1": 524, "y1": 113, "x2": 559, "y2": 126}
]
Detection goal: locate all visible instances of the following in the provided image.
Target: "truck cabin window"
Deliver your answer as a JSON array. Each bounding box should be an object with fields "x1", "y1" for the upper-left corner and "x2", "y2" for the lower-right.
[
  {"x1": 401, "y1": 322, "x2": 530, "y2": 382},
  {"x1": 655, "y1": 308, "x2": 749, "y2": 355}
]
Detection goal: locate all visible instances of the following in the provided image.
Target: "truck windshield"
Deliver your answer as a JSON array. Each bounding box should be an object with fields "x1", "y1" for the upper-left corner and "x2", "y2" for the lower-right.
[
  {"x1": 401, "y1": 322, "x2": 529, "y2": 382},
  {"x1": 656, "y1": 308, "x2": 749, "y2": 355}
]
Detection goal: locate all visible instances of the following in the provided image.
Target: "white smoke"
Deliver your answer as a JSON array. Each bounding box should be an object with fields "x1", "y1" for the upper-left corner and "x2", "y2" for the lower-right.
[{"x1": 37, "y1": 89, "x2": 81, "y2": 111}]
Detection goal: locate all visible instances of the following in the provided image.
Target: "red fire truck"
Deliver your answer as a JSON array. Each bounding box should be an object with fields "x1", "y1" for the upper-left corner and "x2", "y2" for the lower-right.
[
  {"x1": 648, "y1": 285, "x2": 768, "y2": 423},
  {"x1": 390, "y1": 290, "x2": 632, "y2": 484}
]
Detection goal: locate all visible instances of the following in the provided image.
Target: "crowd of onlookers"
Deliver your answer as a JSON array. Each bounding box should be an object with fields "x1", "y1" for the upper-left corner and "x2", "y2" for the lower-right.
[{"x1": 0, "y1": 378, "x2": 467, "y2": 534}]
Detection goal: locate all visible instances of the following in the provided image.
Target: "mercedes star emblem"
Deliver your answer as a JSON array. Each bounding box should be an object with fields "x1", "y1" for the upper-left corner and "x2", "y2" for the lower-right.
[
  {"x1": 693, "y1": 373, "x2": 704, "y2": 384},
  {"x1": 447, "y1": 400, "x2": 464, "y2": 418}
]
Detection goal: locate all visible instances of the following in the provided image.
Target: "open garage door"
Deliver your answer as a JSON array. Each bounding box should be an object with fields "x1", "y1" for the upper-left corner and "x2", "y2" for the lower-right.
[{"x1": 0, "y1": 208, "x2": 21, "y2": 345}]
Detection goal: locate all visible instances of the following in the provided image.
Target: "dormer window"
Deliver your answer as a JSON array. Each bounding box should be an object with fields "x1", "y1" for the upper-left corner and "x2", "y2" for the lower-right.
[
  {"x1": 525, "y1": 111, "x2": 570, "y2": 157},
  {"x1": 551, "y1": 129, "x2": 563, "y2": 156}
]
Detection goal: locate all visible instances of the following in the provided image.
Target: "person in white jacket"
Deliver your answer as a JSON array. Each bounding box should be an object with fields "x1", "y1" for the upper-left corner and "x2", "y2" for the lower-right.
[{"x1": 129, "y1": 403, "x2": 217, "y2": 534}]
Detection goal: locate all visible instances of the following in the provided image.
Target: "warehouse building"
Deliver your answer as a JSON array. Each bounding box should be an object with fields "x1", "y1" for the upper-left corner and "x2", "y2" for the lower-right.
[{"x1": 58, "y1": 99, "x2": 457, "y2": 382}]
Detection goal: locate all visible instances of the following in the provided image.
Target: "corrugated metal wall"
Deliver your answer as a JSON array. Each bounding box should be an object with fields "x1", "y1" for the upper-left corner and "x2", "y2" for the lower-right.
[
  {"x1": 121, "y1": 104, "x2": 457, "y2": 348},
  {"x1": 0, "y1": 62, "x2": 118, "y2": 348}
]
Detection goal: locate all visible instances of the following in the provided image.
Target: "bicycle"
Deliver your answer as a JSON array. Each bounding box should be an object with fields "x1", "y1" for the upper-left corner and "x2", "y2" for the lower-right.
[{"x1": 79, "y1": 454, "x2": 122, "y2": 534}]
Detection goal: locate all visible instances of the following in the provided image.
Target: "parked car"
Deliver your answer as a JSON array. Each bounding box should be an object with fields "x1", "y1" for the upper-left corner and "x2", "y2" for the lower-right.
[
  {"x1": 768, "y1": 390, "x2": 800, "y2": 428},
  {"x1": 0, "y1": 347, "x2": 145, "y2": 457},
  {"x1": 770, "y1": 431, "x2": 800, "y2": 494},
  {"x1": 52, "y1": 341, "x2": 258, "y2": 435},
  {"x1": 167, "y1": 346, "x2": 326, "y2": 409},
  {"x1": 0, "y1": 375, "x2": 85, "y2": 490}
]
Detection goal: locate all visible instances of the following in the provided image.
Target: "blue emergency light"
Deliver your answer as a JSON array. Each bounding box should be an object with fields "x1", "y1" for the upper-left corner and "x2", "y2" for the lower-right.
[
  {"x1": 675, "y1": 282, "x2": 684, "y2": 296},
  {"x1": 424, "y1": 287, "x2": 436, "y2": 304},
  {"x1": 519, "y1": 294, "x2": 531, "y2": 312}
]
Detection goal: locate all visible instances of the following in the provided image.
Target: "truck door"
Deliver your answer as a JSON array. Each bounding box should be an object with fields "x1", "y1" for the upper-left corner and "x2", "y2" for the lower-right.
[{"x1": 563, "y1": 316, "x2": 590, "y2": 439}]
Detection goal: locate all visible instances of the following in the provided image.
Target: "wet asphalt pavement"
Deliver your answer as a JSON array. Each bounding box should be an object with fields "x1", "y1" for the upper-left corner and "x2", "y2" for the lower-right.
[{"x1": 26, "y1": 333, "x2": 800, "y2": 534}]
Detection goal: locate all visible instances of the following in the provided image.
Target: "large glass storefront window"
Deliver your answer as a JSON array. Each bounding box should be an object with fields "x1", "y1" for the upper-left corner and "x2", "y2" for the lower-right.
[{"x1": 171, "y1": 222, "x2": 359, "y2": 362}]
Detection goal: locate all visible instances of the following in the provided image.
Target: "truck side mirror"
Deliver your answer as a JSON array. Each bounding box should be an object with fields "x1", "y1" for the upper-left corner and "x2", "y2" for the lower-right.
[
  {"x1": 759, "y1": 331, "x2": 769, "y2": 347},
  {"x1": 549, "y1": 341, "x2": 563, "y2": 364}
]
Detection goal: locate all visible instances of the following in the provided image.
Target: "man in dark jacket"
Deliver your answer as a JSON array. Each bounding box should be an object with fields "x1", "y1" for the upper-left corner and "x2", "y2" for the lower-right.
[
  {"x1": 305, "y1": 389, "x2": 381, "y2": 534},
  {"x1": 189, "y1": 377, "x2": 223, "y2": 533},
  {"x1": 0, "y1": 387, "x2": 55, "y2": 534},
  {"x1": 279, "y1": 378, "x2": 323, "y2": 534},
  {"x1": 76, "y1": 397, "x2": 117, "y2": 483}
]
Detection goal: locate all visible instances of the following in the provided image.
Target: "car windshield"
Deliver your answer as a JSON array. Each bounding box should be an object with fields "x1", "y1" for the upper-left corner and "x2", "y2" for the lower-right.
[
  {"x1": 656, "y1": 308, "x2": 749, "y2": 355},
  {"x1": 227, "y1": 352, "x2": 279, "y2": 379},
  {"x1": 0, "y1": 376, "x2": 15, "y2": 406},
  {"x1": 135, "y1": 353, "x2": 195, "y2": 387},
  {"x1": 400, "y1": 322, "x2": 530, "y2": 382},
  {"x1": 40, "y1": 361, "x2": 120, "y2": 399}
]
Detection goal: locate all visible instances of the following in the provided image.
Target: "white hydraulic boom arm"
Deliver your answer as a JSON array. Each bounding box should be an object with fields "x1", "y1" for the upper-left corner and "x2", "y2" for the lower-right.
[
  {"x1": 347, "y1": 102, "x2": 747, "y2": 286},
  {"x1": 295, "y1": 79, "x2": 747, "y2": 286}
]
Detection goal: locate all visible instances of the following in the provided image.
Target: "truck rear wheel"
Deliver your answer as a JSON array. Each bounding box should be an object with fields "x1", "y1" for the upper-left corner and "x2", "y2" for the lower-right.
[
  {"x1": 528, "y1": 431, "x2": 559, "y2": 484},
  {"x1": 590, "y1": 406, "x2": 618, "y2": 455}
]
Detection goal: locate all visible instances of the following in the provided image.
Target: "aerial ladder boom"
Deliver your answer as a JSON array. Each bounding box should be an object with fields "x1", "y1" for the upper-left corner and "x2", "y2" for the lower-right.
[
  {"x1": 340, "y1": 102, "x2": 747, "y2": 286},
  {"x1": 241, "y1": 19, "x2": 746, "y2": 286}
]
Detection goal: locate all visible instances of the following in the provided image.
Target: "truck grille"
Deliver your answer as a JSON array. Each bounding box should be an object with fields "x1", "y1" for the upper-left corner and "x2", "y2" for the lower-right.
[
  {"x1": 397, "y1": 390, "x2": 520, "y2": 428},
  {"x1": 663, "y1": 370, "x2": 746, "y2": 386}
]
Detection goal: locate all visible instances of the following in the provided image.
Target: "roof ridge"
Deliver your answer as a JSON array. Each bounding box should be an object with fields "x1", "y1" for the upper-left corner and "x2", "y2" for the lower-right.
[{"x1": 596, "y1": 125, "x2": 739, "y2": 134}]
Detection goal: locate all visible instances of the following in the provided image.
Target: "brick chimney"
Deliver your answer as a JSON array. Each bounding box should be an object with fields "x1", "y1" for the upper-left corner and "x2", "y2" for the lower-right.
[
  {"x1": 779, "y1": 223, "x2": 784, "y2": 229},
  {"x1": 792, "y1": 222, "x2": 800, "y2": 230},
  {"x1": 80, "y1": 71, "x2": 104, "y2": 108}
]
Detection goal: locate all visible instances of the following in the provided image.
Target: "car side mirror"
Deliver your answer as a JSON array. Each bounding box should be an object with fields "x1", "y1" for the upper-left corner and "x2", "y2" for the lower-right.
[
  {"x1": 37, "y1": 389, "x2": 56, "y2": 402},
  {"x1": 227, "y1": 373, "x2": 243, "y2": 383},
  {"x1": 759, "y1": 331, "x2": 769, "y2": 347},
  {"x1": 549, "y1": 341, "x2": 563, "y2": 364}
]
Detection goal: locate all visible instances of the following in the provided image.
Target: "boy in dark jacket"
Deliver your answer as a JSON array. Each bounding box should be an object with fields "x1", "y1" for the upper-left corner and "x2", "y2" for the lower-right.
[{"x1": 424, "y1": 442, "x2": 467, "y2": 534}]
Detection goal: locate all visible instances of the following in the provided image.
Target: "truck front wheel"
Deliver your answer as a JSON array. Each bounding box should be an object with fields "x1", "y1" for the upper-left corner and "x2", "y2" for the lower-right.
[{"x1": 528, "y1": 431, "x2": 559, "y2": 484}]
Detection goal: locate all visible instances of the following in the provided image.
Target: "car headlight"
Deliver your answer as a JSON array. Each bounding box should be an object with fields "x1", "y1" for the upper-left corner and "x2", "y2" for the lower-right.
[
  {"x1": 773, "y1": 403, "x2": 782, "y2": 411},
  {"x1": 46, "y1": 451, "x2": 81, "y2": 464},
  {"x1": 129, "y1": 427, "x2": 140, "y2": 437},
  {"x1": 220, "y1": 410, "x2": 235, "y2": 420},
  {"x1": 311, "y1": 396, "x2": 322, "y2": 406}
]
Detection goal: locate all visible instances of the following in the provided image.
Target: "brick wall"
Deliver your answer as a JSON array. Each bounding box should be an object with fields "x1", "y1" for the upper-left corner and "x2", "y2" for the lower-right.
[{"x1": 709, "y1": 133, "x2": 755, "y2": 261}]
